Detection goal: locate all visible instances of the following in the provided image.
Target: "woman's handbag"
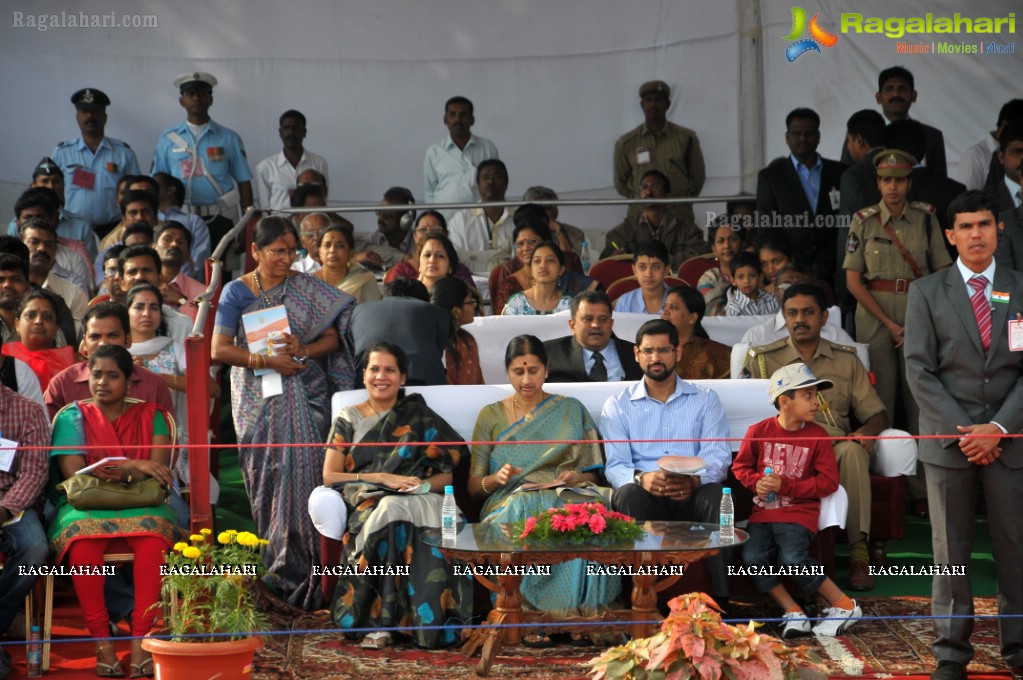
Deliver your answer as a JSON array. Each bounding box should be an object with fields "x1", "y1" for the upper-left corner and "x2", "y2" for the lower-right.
[{"x1": 57, "y1": 475, "x2": 168, "y2": 510}]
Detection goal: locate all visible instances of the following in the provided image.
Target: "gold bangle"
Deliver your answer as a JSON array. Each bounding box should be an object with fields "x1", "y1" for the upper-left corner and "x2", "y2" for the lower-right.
[{"x1": 480, "y1": 475, "x2": 491, "y2": 495}]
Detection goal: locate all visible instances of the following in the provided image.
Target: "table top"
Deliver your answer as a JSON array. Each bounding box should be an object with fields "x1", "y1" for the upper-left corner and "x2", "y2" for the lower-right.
[{"x1": 421, "y1": 520, "x2": 748, "y2": 554}]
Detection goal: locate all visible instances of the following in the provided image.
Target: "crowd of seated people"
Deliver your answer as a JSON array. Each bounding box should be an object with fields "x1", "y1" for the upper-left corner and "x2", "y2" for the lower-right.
[{"x1": 2, "y1": 65, "x2": 1018, "y2": 679}]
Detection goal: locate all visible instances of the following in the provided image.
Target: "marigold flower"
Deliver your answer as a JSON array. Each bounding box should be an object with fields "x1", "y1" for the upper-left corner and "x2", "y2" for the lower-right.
[
  {"x1": 217, "y1": 531, "x2": 232, "y2": 545},
  {"x1": 199, "y1": 528, "x2": 212, "y2": 536},
  {"x1": 258, "y1": 538, "x2": 269, "y2": 546},
  {"x1": 189, "y1": 534, "x2": 204, "y2": 543},
  {"x1": 173, "y1": 542, "x2": 188, "y2": 552},
  {"x1": 182, "y1": 546, "x2": 201, "y2": 559},
  {"x1": 236, "y1": 531, "x2": 259, "y2": 547}
]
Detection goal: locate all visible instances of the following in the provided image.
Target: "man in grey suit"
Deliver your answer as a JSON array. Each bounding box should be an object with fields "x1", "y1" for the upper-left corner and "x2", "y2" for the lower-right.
[
  {"x1": 544, "y1": 291, "x2": 643, "y2": 383},
  {"x1": 905, "y1": 190, "x2": 1023, "y2": 680}
]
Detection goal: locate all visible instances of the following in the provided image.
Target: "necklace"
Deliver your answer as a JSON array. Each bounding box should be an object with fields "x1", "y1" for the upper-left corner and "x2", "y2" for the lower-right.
[
  {"x1": 365, "y1": 400, "x2": 391, "y2": 418},
  {"x1": 513, "y1": 394, "x2": 543, "y2": 422},
  {"x1": 254, "y1": 269, "x2": 288, "y2": 308}
]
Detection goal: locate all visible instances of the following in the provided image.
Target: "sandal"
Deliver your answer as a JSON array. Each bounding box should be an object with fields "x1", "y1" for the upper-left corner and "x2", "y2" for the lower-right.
[
  {"x1": 522, "y1": 631, "x2": 554, "y2": 649},
  {"x1": 95, "y1": 642, "x2": 125, "y2": 678},
  {"x1": 569, "y1": 633, "x2": 594, "y2": 647},
  {"x1": 360, "y1": 631, "x2": 391, "y2": 650},
  {"x1": 130, "y1": 657, "x2": 154, "y2": 678}
]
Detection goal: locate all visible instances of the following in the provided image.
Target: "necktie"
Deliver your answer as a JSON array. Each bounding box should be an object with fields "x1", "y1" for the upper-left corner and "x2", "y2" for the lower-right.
[
  {"x1": 589, "y1": 351, "x2": 608, "y2": 382},
  {"x1": 1016, "y1": 188, "x2": 1022, "y2": 208},
  {"x1": 968, "y1": 275, "x2": 991, "y2": 353}
]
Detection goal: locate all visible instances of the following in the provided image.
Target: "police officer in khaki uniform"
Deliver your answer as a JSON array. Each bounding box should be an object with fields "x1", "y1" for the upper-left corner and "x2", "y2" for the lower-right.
[
  {"x1": 843, "y1": 149, "x2": 951, "y2": 436},
  {"x1": 743, "y1": 283, "x2": 889, "y2": 591}
]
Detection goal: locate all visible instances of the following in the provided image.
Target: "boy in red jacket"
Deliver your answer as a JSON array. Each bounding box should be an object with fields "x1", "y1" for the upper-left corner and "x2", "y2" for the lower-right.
[{"x1": 733, "y1": 363, "x2": 861, "y2": 638}]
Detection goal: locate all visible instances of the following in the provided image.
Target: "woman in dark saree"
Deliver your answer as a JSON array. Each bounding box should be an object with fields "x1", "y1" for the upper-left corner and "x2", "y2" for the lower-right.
[
  {"x1": 323, "y1": 342, "x2": 471, "y2": 649},
  {"x1": 212, "y1": 216, "x2": 356, "y2": 610}
]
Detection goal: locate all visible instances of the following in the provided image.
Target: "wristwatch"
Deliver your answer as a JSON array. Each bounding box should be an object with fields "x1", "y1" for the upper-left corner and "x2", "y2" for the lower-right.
[{"x1": 633, "y1": 470, "x2": 646, "y2": 485}]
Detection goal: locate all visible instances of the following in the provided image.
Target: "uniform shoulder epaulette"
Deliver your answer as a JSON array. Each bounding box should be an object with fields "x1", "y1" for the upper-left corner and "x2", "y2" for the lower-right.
[
  {"x1": 909, "y1": 200, "x2": 936, "y2": 214},
  {"x1": 830, "y1": 342, "x2": 858, "y2": 354},
  {"x1": 747, "y1": 337, "x2": 787, "y2": 357},
  {"x1": 56, "y1": 140, "x2": 69, "y2": 148},
  {"x1": 855, "y1": 206, "x2": 880, "y2": 221}
]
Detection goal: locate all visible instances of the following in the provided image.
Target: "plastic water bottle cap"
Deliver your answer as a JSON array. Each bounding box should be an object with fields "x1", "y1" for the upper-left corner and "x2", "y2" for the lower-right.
[
  {"x1": 764, "y1": 467, "x2": 773, "y2": 475},
  {"x1": 722, "y1": 487, "x2": 731, "y2": 495},
  {"x1": 31, "y1": 625, "x2": 40, "y2": 631},
  {"x1": 444, "y1": 485, "x2": 454, "y2": 494}
]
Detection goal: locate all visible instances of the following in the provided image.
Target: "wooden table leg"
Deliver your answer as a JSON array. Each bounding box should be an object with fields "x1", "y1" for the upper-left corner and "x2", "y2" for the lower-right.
[
  {"x1": 495, "y1": 553, "x2": 522, "y2": 645},
  {"x1": 630, "y1": 569, "x2": 658, "y2": 640}
]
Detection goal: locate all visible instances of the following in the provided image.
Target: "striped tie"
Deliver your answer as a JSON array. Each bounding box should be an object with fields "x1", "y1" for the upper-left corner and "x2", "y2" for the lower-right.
[{"x1": 969, "y1": 275, "x2": 991, "y2": 353}]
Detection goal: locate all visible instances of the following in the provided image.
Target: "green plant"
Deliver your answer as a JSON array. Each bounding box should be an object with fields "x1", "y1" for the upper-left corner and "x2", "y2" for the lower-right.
[
  {"x1": 588, "y1": 592, "x2": 825, "y2": 680},
  {"x1": 513, "y1": 502, "x2": 645, "y2": 545},
  {"x1": 159, "y1": 528, "x2": 269, "y2": 642}
]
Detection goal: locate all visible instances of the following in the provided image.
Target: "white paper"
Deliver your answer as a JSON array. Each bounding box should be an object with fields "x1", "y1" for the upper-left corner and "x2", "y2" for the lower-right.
[
  {"x1": 0, "y1": 438, "x2": 18, "y2": 473},
  {"x1": 636, "y1": 148, "x2": 651, "y2": 165},
  {"x1": 75, "y1": 456, "x2": 128, "y2": 475},
  {"x1": 261, "y1": 372, "x2": 284, "y2": 398}
]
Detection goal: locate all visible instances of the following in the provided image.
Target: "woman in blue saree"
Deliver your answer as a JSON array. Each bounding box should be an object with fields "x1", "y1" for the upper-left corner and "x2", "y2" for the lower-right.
[
  {"x1": 212, "y1": 216, "x2": 356, "y2": 610},
  {"x1": 468, "y1": 334, "x2": 620, "y2": 646}
]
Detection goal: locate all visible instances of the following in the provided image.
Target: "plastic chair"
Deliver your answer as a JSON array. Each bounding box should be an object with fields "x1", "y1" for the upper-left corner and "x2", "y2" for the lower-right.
[
  {"x1": 676, "y1": 254, "x2": 718, "y2": 285},
  {"x1": 587, "y1": 255, "x2": 635, "y2": 291}
]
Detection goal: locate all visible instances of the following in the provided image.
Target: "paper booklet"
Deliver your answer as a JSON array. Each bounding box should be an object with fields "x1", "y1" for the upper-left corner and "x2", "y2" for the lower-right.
[
  {"x1": 241, "y1": 305, "x2": 291, "y2": 377},
  {"x1": 345, "y1": 481, "x2": 432, "y2": 495},
  {"x1": 75, "y1": 457, "x2": 128, "y2": 475},
  {"x1": 657, "y1": 455, "x2": 707, "y2": 477}
]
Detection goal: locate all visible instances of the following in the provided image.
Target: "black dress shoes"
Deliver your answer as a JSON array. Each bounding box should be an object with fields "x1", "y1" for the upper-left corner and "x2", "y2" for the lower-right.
[{"x1": 930, "y1": 660, "x2": 966, "y2": 680}]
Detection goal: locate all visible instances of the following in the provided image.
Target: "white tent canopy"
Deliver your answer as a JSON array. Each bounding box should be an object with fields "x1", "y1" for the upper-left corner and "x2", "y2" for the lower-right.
[{"x1": 0, "y1": 0, "x2": 1018, "y2": 238}]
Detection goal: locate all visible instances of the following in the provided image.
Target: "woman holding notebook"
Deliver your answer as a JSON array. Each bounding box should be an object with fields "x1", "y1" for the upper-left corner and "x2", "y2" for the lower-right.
[{"x1": 468, "y1": 334, "x2": 618, "y2": 647}]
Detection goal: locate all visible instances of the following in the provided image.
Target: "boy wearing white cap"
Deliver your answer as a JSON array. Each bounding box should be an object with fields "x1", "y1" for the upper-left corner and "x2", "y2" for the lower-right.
[{"x1": 733, "y1": 362, "x2": 861, "y2": 638}]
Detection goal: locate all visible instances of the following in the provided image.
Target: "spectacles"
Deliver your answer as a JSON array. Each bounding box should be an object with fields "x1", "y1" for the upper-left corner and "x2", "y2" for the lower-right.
[
  {"x1": 515, "y1": 239, "x2": 540, "y2": 250},
  {"x1": 263, "y1": 247, "x2": 298, "y2": 259},
  {"x1": 638, "y1": 347, "x2": 676, "y2": 357},
  {"x1": 462, "y1": 299, "x2": 476, "y2": 306}
]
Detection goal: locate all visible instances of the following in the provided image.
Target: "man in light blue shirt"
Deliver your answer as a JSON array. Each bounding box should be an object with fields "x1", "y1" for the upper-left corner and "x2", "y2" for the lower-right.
[
  {"x1": 423, "y1": 96, "x2": 499, "y2": 218},
  {"x1": 601, "y1": 318, "x2": 732, "y2": 602},
  {"x1": 51, "y1": 88, "x2": 140, "y2": 234},
  {"x1": 151, "y1": 72, "x2": 252, "y2": 247}
]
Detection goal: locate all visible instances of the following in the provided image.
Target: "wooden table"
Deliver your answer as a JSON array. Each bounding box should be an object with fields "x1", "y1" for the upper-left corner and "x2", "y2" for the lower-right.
[{"x1": 422, "y1": 520, "x2": 747, "y2": 676}]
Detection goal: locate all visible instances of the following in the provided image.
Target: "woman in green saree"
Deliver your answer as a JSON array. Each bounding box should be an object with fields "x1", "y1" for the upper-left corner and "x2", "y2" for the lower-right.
[
  {"x1": 323, "y1": 342, "x2": 471, "y2": 649},
  {"x1": 468, "y1": 334, "x2": 620, "y2": 647}
]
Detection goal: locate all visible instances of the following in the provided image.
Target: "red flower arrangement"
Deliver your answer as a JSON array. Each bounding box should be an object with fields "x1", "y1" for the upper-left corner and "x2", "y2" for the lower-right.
[{"x1": 514, "y1": 502, "x2": 645, "y2": 545}]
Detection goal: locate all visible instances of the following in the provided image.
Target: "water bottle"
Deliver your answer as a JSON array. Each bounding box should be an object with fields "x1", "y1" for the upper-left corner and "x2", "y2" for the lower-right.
[
  {"x1": 719, "y1": 487, "x2": 734, "y2": 542},
  {"x1": 763, "y1": 467, "x2": 779, "y2": 509},
  {"x1": 27, "y1": 624, "x2": 41, "y2": 677},
  {"x1": 441, "y1": 485, "x2": 457, "y2": 541},
  {"x1": 580, "y1": 241, "x2": 591, "y2": 273}
]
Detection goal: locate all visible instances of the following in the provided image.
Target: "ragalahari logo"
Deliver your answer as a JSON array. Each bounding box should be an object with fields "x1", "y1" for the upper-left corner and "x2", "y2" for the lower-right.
[{"x1": 784, "y1": 7, "x2": 839, "y2": 61}]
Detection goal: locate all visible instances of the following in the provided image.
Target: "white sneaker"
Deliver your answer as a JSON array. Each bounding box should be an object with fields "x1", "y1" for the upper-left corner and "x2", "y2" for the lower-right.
[
  {"x1": 781, "y1": 611, "x2": 811, "y2": 639},
  {"x1": 811, "y1": 601, "x2": 862, "y2": 636}
]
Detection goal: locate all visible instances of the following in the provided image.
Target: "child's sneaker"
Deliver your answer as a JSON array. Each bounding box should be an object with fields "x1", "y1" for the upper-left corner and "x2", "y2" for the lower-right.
[
  {"x1": 781, "y1": 611, "x2": 811, "y2": 639},
  {"x1": 811, "y1": 601, "x2": 862, "y2": 636}
]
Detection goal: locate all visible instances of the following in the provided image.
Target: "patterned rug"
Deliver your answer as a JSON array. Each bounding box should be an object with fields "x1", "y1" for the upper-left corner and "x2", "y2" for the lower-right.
[{"x1": 251, "y1": 597, "x2": 1010, "y2": 679}]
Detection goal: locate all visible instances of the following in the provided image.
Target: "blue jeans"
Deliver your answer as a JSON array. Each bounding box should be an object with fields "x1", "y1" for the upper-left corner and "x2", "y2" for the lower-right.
[
  {"x1": 741, "y1": 521, "x2": 825, "y2": 596},
  {"x1": 0, "y1": 508, "x2": 47, "y2": 632}
]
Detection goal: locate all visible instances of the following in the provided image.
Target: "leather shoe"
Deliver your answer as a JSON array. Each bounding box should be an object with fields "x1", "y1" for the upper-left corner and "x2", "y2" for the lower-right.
[
  {"x1": 848, "y1": 559, "x2": 875, "y2": 591},
  {"x1": 930, "y1": 660, "x2": 966, "y2": 679},
  {"x1": 870, "y1": 540, "x2": 887, "y2": 566}
]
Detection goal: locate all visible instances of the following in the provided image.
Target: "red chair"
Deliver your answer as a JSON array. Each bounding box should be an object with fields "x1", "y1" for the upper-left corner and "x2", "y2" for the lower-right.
[
  {"x1": 606, "y1": 276, "x2": 690, "y2": 306},
  {"x1": 677, "y1": 254, "x2": 718, "y2": 285},
  {"x1": 587, "y1": 255, "x2": 635, "y2": 291}
]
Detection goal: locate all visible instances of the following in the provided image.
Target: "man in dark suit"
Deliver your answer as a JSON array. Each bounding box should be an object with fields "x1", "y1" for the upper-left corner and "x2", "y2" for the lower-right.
[
  {"x1": 995, "y1": 204, "x2": 1023, "y2": 271},
  {"x1": 351, "y1": 278, "x2": 449, "y2": 386},
  {"x1": 544, "y1": 290, "x2": 642, "y2": 383},
  {"x1": 984, "y1": 121, "x2": 1023, "y2": 217},
  {"x1": 905, "y1": 190, "x2": 1023, "y2": 680},
  {"x1": 884, "y1": 119, "x2": 966, "y2": 234},
  {"x1": 756, "y1": 107, "x2": 847, "y2": 285},
  {"x1": 840, "y1": 66, "x2": 947, "y2": 178},
  {"x1": 837, "y1": 110, "x2": 886, "y2": 303}
]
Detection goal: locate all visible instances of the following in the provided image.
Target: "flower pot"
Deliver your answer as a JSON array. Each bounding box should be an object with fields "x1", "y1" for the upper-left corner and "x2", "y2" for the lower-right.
[{"x1": 142, "y1": 634, "x2": 263, "y2": 679}]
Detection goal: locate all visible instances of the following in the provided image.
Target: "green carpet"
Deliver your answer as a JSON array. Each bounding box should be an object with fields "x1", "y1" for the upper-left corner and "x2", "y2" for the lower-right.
[
  {"x1": 834, "y1": 513, "x2": 997, "y2": 597},
  {"x1": 215, "y1": 448, "x2": 257, "y2": 533}
]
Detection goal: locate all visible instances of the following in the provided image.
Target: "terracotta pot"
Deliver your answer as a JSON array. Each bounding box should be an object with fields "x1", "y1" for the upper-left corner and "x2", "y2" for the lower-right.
[{"x1": 141, "y1": 634, "x2": 263, "y2": 679}]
